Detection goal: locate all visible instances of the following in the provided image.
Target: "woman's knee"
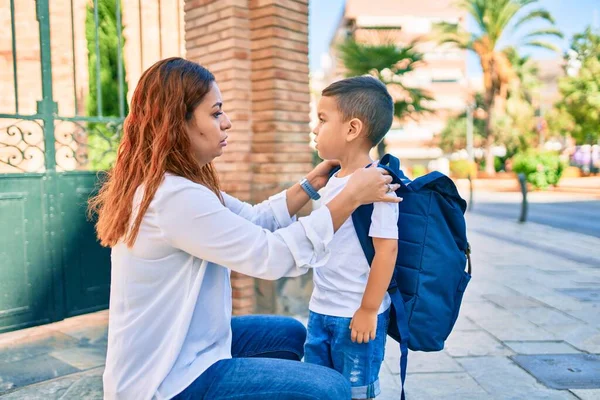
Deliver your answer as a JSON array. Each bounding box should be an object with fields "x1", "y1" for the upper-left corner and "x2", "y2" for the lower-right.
[
  {"x1": 306, "y1": 366, "x2": 351, "y2": 400},
  {"x1": 271, "y1": 316, "x2": 306, "y2": 360},
  {"x1": 283, "y1": 317, "x2": 308, "y2": 343}
]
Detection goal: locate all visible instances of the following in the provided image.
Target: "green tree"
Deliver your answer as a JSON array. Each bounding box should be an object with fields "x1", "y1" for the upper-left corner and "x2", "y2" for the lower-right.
[
  {"x1": 435, "y1": 0, "x2": 562, "y2": 175},
  {"x1": 439, "y1": 115, "x2": 485, "y2": 154},
  {"x1": 545, "y1": 106, "x2": 575, "y2": 139},
  {"x1": 338, "y1": 39, "x2": 433, "y2": 158},
  {"x1": 439, "y1": 93, "x2": 486, "y2": 154},
  {"x1": 503, "y1": 47, "x2": 540, "y2": 102},
  {"x1": 555, "y1": 27, "x2": 600, "y2": 144},
  {"x1": 85, "y1": 0, "x2": 128, "y2": 169}
]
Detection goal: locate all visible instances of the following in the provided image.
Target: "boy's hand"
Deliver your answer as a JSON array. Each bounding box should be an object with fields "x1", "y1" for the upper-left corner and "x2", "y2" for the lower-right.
[
  {"x1": 306, "y1": 160, "x2": 340, "y2": 191},
  {"x1": 350, "y1": 307, "x2": 378, "y2": 343}
]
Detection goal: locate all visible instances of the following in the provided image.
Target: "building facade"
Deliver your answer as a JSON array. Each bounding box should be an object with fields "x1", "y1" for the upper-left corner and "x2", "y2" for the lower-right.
[{"x1": 321, "y1": 0, "x2": 470, "y2": 170}]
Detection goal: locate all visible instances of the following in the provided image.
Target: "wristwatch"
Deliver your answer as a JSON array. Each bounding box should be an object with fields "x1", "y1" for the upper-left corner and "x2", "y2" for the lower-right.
[{"x1": 299, "y1": 177, "x2": 321, "y2": 200}]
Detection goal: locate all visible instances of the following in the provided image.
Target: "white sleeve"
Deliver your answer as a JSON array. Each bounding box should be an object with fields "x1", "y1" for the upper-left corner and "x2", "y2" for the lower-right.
[
  {"x1": 156, "y1": 185, "x2": 333, "y2": 280},
  {"x1": 369, "y1": 193, "x2": 400, "y2": 239},
  {"x1": 222, "y1": 190, "x2": 295, "y2": 231}
]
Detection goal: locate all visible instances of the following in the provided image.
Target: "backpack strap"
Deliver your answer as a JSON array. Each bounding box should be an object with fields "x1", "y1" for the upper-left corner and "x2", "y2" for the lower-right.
[
  {"x1": 388, "y1": 286, "x2": 409, "y2": 400},
  {"x1": 378, "y1": 154, "x2": 412, "y2": 191},
  {"x1": 374, "y1": 154, "x2": 410, "y2": 399}
]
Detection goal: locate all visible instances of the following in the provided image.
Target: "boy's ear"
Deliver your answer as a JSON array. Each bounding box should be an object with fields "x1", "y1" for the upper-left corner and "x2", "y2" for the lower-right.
[{"x1": 346, "y1": 118, "x2": 364, "y2": 143}]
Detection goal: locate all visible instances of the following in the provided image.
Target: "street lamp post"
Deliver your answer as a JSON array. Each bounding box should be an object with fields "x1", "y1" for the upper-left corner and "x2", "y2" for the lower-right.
[
  {"x1": 466, "y1": 103, "x2": 475, "y2": 211},
  {"x1": 466, "y1": 103, "x2": 474, "y2": 162}
]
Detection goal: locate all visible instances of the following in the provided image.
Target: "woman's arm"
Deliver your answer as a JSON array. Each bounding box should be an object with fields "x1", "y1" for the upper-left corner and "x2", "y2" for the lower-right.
[
  {"x1": 157, "y1": 165, "x2": 400, "y2": 281},
  {"x1": 157, "y1": 184, "x2": 333, "y2": 280},
  {"x1": 285, "y1": 160, "x2": 338, "y2": 217},
  {"x1": 222, "y1": 161, "x2": 337, "y2": 231},
  {"x1": 222, "y1": 191, "x2": 294, "y2": 232}
]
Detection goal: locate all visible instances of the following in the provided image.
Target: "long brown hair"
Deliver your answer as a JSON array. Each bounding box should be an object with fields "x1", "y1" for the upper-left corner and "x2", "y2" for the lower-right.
[{"x1": 89, "y1": 57, "x2": 222, "y2": 248}]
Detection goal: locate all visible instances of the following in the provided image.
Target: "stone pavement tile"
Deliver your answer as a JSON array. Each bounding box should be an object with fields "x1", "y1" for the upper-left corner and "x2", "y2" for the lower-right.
[
  {"x1": 0, "y1": 325, "x2": 54, "y2": 348},
  {"x1": 533, "y1": 294, "x2": 592, "y2": 312},
  {"x1": 50, "y1": 312, "x2": 108, "y2": 331},
  {"x1": 0, "y1": 353, "x2": 79, "y2": 395},
  {"x1": 543, "y1": 324, "x2": 600, "y2": 354},
  {"x1": 0, "y1": 373, "x2": 79, "y2": 399},
  {"x1": 378, "y1": 362, "x2": 401, "y2": 400},
  {"x1": 564, "y1": 306, "x2": 600, "y2": 327},
  {"x1": 483, "y1": 294, "x2": 546, "y2": 309},
  {"x1": 468, "y1": 282, "x2": 518, "y2": 297},
  {"x1": 570, "y1": 389, "x2": 600, "y2": 400},
  {"x1": 403, "y1": 372, "x2": 491, "y2": 400},
  {"x1": 509, "y1": 282, "x2": 561, "y2": 299},
  {"x1": 529, "y1": 273, "x2": 595, "y2": 291},
  {"x1": 512, "y1": 354, "x2": 600, "y2": 390},
  {"x1": 460, "y1": 300, "x2": 512, "y2": 322},
  {"x1": 453, "y1": 316, "x2": 479, "y2": 331},
  {"x1": 383, "y1": 340, "x2": 463, "y2": 374},
  {"x1": 0, "y1": 367, "x2": 103, "y2": 400},
  {"x1": 404, "y1": 351, "x2": 464, "y2": 374},
  {"x1": 55, "y1": 368, "x2": 103, "y2": 400},
  {"x1": 558, "y1": 288, "x2": 600, "y2": 303},
  {"x1": 59, "y1": 325, "x2": 108, "y2": 347},
  {"x1": 0, "y1": 332, "x2": 79, "y2": 364},
  {"x1": 504, "y1": 341, "x2": 582, "y2": 355},
  {"x1": 50, "y1": 346, "x2": 107, "y2": 370},
  {"x1": 474, "y1": 316, "x2": 557, "y2": 341},
  {"x1": 461, "y1": 288, "x2": 486, "y2": 303},
  {"x1": 444, "y1": 330, "x2": 513, "y2": 357},
  {"x1": 511, "y1": 307, "x2": 583, "y2": 326},
  {"x1": 457, "y1": 356, "x2": 579, "y2": 400}
]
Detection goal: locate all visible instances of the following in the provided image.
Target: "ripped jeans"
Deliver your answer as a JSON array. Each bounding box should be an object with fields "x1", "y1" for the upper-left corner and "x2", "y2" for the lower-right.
[{"x1": 304, "y1": 308, "x2": 390, "y2": 399}]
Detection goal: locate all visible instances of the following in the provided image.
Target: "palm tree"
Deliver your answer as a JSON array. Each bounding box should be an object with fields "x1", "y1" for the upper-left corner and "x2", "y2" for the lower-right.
[
  {"x1": 503, "y1": 47, "x2": 541, "y2": 102},
  {"x1": 338, "y1": 39, "x2": 433, "y2": 158},
  {"x1": 435, "y1": 0, "x2": 562, "y2": 175}
]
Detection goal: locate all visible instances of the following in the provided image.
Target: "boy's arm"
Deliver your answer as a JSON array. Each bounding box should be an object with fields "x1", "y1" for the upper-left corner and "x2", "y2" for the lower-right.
[{"x1": 350, "y1": 238, "x2": 398, "y2": 343}]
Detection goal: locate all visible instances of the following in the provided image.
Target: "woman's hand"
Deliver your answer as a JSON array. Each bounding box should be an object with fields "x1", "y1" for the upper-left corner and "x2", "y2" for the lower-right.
[
  {"x1": 343, "y1": 162, "x2": 402, "y2": 208},
  {"x1": 305, "y1": 160, "x2": 340, "y2": 191}
]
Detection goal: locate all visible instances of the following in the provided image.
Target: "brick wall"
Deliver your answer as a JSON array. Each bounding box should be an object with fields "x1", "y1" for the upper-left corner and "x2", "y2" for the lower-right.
[{"x1": 185, "y1": 0, "x2": 312, "y2": 315}]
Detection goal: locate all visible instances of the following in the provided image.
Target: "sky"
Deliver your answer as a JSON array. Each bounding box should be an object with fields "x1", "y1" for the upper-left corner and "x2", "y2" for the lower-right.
[{"x1": 308, "y1": 0, "x2": 600, "y2": 77}]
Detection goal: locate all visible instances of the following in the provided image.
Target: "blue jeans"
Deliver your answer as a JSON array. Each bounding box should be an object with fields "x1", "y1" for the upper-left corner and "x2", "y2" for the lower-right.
[
  {"x1": 172, "y1": 315, "x2": 351, "y2": 399},
  {"x1": 304, "y1": 309, "x2": 390, "y2": 399}
]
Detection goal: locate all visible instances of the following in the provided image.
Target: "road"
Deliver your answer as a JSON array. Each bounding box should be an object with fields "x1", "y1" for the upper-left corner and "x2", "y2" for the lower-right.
[{"x1": 469, "y1": 191, "x2": 600, "y2": 238}]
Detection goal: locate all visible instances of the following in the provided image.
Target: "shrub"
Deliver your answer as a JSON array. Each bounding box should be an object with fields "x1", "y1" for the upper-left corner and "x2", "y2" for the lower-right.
[
  {"x1": 512, "y1": 150, "x2": 565, "y2": 189},
  {"x1": 411, "y1": 164, "x2": 427, "y2": 177},
  {"x1": 450, "y1": 160, "x2": 477, "y2": 179}
]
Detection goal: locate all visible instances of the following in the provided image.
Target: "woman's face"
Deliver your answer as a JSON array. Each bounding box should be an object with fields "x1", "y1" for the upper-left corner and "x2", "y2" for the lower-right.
[{"x1": 186, "y1": 82, "x2": 232, "y2": 165}]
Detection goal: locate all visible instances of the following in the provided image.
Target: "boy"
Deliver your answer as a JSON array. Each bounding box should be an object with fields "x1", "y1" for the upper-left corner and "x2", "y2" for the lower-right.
[{"x1": 305, "y1": 76, "x2": 399, "y2": 400}]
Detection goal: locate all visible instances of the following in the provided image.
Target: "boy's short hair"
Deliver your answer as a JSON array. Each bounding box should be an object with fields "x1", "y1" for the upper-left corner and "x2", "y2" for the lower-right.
[{"x1": 321, "y1": 76, "x2": 394, "y2": 147}]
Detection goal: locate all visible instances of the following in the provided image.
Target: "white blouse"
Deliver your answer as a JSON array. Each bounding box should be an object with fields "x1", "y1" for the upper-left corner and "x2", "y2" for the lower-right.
[{"x1": 102, "y1": 174, "x2": 334, "y2": 400}]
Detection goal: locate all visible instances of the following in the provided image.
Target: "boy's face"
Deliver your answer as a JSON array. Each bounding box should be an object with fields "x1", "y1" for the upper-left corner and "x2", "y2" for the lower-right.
[{"x1": 312, "y1": 95, "x2": 348, "y2": 160}]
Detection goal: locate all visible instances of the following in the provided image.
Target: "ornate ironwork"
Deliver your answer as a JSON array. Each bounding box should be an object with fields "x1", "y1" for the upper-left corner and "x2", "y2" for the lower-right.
[
  {"x1": 0, "y1": 120, "x2": 45, "y2": 173},
  {"x1": 55, "y1": 120, "x2": 122, "y2": 171}
]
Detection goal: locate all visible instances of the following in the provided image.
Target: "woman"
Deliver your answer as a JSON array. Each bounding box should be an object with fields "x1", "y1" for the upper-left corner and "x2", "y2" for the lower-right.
[{"x1": 90, "y1": 57, "x2": 401, "y2": 400}]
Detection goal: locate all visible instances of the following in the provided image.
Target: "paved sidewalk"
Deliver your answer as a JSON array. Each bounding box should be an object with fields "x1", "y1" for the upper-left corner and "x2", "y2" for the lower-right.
[
  {"x1": 378, "y1": 212, "x2": 600, "y2": 400},
  {"x1": 0, "y1": 211, "x2": 599, "y2": 399}
]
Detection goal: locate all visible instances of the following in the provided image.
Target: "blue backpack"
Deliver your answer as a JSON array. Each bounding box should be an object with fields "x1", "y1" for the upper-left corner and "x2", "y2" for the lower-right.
[{"x1": 331, "y1": 154, "x2": 472, "y2": 399}]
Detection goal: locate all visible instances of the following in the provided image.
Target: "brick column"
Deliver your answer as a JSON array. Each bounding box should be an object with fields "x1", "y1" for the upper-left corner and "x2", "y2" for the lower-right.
[
  {"x1": 249, "y1": 0, "x2": 313, "y2": 314},
  {"x1": 249, "y1": 0, "x2": 312, "y2": 203},
  {"x1": 185, "y1": 0, "x2": 255, "y2": 315},
  {"x1": 184, "y1": 0, "x2": 312, "y2": 316}
]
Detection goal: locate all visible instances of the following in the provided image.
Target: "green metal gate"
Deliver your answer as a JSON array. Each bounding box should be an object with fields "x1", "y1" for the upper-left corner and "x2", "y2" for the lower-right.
[{"x1": 0, "y1": 0, "x2": 129, "y2": 332}]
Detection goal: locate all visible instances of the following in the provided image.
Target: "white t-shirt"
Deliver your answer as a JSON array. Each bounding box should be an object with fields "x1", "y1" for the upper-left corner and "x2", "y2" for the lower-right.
[
  {"x1": 103, "y1": 174, "x2": 336, "y2": 400},
  {"x1": 309, "y1": 172, "x2": 400, "y2": 318}
]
